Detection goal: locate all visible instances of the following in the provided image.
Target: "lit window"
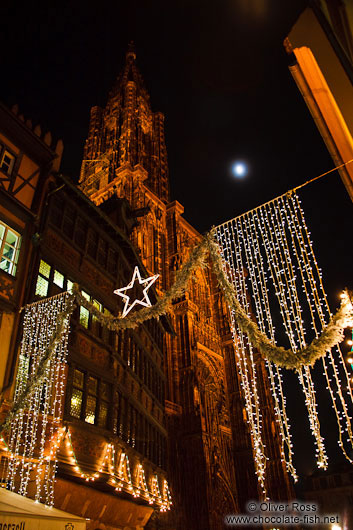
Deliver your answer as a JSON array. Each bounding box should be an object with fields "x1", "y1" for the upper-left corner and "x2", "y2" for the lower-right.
[
  {"x1": 53, "y1": 270, "x2": 64, "y2": 288},
  {"x1": 70, "y1": 369, "x2": 84, "y2": 419},
  {"x1": 79, "y1": 291, "x2": 90, "y2": 327},
  {"x1": 35, "y1": 259, "x2": 51, "y2": 296},
  {"x1": 0, "y1": 222, "x2": 21, "y2": 276},
  {"x1": 92, "y1": 299, "x2": 102, "y2": 312},
  {"x1": 77, "y1": 290, "x2": 112, "y2": 343},
  {"x1": 85, "y1": 376, "x2": 97, "y2": 425},
  {"x1": 98, "y1": 402, "x2": 108, "y2": 427},
  {"x1": 0, "y1": 150, "x2": 15, "y2": 176},
  {"x1": 35, "y1": 276, "x2": 49, "y2": 297},
  {"x1": 69, "y1": 369, "x2": 110, "y2": 428},
  {"x1": 85, "y1": 376, "x2": 98, "y2": 425},
  {"x1": 34, "y1": 260, "x2": 73, "y2": 299},
  {"x1": 39, "y1": 260, "x2": 51, "y2": 278},
  {"x1": 92, "y1": 299, "x2": 102, "y2": 335},
  {"x1": 70, "y1": 389, "x2": 83, "y2": 418},
  {"x1": 85, "y1": 395, "x2": 96, "y2": 424},
  {"x1": 81, "y1": 290, "x2": 90, "y2": 301},
  {"x1": 79, "y1": 306, "x2": 89, "y2": 328}
]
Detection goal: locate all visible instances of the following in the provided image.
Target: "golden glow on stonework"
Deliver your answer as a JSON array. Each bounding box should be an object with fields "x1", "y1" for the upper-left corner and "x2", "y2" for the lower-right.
[{"x1": 114, "y1": 266, "x2": 159, "y2": 317}]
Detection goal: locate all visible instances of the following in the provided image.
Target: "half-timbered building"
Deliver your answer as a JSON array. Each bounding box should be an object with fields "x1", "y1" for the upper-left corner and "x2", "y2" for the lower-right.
[
  {"x1": 0, "y1": 101, "x2": 62, "y2": 401},
  {"x1": 0, "y1": 105, "x2": 171, "y2": 530}
]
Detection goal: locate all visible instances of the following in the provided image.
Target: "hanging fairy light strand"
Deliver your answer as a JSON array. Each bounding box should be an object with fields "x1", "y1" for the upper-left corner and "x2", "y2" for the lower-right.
[
  {"x1": 217, "y1": 221, "x2": 268, "y2": 497},
  {"x1": 242, "y1": 209, "x2": 297, "y2": 479},
  {"x1": 289, "y1": 195, "x2": 353, "y2": 463},
  {"x1": 1, "y1": 159, "x2": 352, "y2": 505},
  {"x1": 214, "y1": 190, "x2": 353, "y2": 495},
  {"x1": 3, "y1": 292, "x2": 72, "y2": 505}
]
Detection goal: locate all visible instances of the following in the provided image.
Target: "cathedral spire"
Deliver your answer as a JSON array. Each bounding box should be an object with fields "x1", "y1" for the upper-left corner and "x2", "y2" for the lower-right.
[
  {"x1": 108, "y1": 41, "x2": 150, "y2": 104},
  {"x1": 126, "y1": 40, "x2": 136, "y2": 61},
  {"x1": 79, "y1": 45, "x2": 170, "y2": 204}
]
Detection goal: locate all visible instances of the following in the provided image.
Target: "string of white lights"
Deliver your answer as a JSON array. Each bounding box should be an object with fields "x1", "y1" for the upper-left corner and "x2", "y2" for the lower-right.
[
  {"x1": 1, "y1": 423, "x2": 171, "y2": 510},
  {"x1": 289, "y1": 194, "x2": 353, "y2": 462},
  {"x1": 214, "y1": 190, "x2": 353, "y2": 491},
  {"x1": 1, "y1": 290, "x2": 172, "y2": 511},
  {"x1": 5, "y1": 292, "x2": 71, "y2": 504},
  {"x1": 259, "y1": 200, "x2": 327, "y2": 468},
  {"x1": 216, "y1": 222, "x2": 268, "y2": 498},
  {"x1": 245, "y1": 211, "x2": 297, "y2": 480},
  {"x1": 65, "y1": 429, "x2": 170, "y2": 509}
]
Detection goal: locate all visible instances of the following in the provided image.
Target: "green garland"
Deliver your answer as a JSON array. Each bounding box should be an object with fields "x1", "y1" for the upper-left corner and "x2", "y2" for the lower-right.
[
  {"x1": 74, "y1": 230, "x2": 353, "y2": 370},
  {"x1": 205, "y1": 232, "x2": 353, "y2": 370},
  {"x1": 1, "y1": 230, "x2": 351, "y2": 435},
  {"x1": 72, "y1": 237, "x2": 210, "y2": 330},
  {"x1": 6, "y1": 230, "x2": 352, "y2": 436}
]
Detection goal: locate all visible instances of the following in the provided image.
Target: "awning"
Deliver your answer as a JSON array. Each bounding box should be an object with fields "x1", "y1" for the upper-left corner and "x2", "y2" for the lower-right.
[{"x1": 0, "y1": 488, "x2": 86, "y2": 530}]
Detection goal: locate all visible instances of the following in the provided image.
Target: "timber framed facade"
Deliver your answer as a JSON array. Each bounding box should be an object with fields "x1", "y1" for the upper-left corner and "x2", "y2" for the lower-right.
[{"x1": 0, "y1": 106, "x2": 171, "y2": 529}]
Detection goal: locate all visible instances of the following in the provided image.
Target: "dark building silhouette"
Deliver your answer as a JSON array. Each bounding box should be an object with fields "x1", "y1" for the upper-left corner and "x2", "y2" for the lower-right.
[{"x1": 302, "y1": 462, "x2": 353, "y2": 529}]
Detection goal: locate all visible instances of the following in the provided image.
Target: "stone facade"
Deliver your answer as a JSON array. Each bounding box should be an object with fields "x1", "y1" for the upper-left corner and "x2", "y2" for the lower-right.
[{"x1": 79, "y1": 45, "x2": 293, "y2": 529}]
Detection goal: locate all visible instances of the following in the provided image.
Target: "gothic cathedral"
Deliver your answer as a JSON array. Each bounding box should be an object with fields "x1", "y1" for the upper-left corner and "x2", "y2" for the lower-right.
[{"x1": 79, "y1": 44, "x2": 292, "y2": 529}]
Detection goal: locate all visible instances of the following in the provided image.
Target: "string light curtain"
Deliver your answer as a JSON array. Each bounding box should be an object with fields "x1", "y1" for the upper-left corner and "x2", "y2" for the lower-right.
[
  {"x1": 215, "y1": 191, "x2": 353, "y2": 498},
  {"x1": 3, "y1": 292, "x2": 72, "y2": 505}
]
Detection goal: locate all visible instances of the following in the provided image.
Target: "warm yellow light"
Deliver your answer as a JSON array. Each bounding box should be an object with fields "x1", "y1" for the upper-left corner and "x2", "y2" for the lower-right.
[
  {"x1": 347, "y1": 339, "x2": 353, "y2": 346},
  {"x1": 331, "y1": 525, "x2": 341, "y2": 530},
  {"x1": 85, "y1": 413, "x2": 95, "y2": 424},
  {"x1": 347, "y1": 357, "x2": 353, "y2": 364}
]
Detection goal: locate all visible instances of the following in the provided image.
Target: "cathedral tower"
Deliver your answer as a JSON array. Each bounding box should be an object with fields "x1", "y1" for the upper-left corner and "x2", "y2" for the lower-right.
[
  {"x1": 80, "y1": 42, "x2": 169, "y2": 205},
  {"x1": 79, "y1": 45, "x2": 292, "y2": 529}
]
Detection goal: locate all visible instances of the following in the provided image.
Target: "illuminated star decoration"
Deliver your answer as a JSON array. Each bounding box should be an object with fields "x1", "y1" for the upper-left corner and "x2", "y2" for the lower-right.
[{"x1": 114, "y1": 266, "x2": 159, "y2": 317}]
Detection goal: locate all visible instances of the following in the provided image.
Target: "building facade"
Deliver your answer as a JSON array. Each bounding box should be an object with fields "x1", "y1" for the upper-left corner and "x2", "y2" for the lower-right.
[
  {"x1": 79, "y1": 45, "x2": 293, "y2": 529},
  {"x1": 0, "y1": 101, "x2": 62, "y2": 406},
  {"x1": 303, "y1": 462, "x2": 353, "y2": 530},
  {"x1": 284, "y1": 0, "x2": 353, "y2": 202},
  {"x1": 0, "y1": 106, "x2": 171, "y2": 529},
  {"x1": 36, "y1": 175, "x2": 171, "y2": 528}
]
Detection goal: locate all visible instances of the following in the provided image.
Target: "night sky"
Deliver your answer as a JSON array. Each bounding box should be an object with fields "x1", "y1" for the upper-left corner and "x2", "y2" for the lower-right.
[{"x1": 2, "y1": 2, "x2": 352, "y2": 477}]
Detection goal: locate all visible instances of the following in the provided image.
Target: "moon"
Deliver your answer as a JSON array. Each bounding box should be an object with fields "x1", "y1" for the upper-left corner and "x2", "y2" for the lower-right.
[{"x1": 232, "y1": 161, "x2": 248, "y2": 178}]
